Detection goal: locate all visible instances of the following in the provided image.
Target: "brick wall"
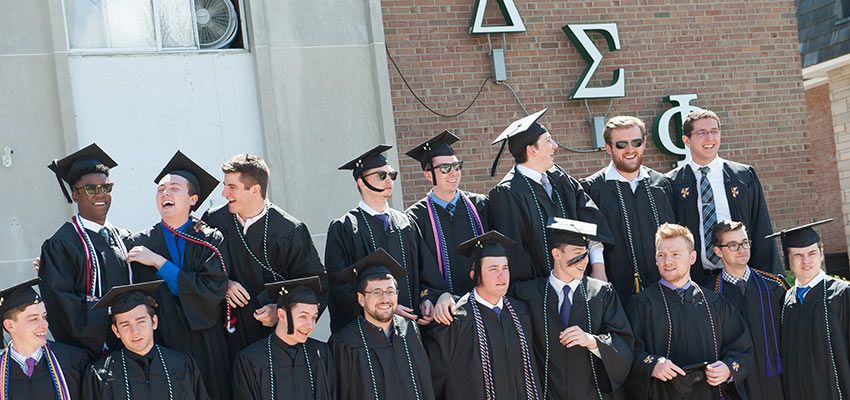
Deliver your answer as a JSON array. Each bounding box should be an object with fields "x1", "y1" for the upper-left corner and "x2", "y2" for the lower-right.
[
  {"x1": 382, "y1": 0, "x2": 818, "y2": 245},
  {"x1": 827, "y1": 65, "x2": 850, "y2": 258},
  {"x1": 805, "y1": 83, "x2": 847, "y2": 254}
]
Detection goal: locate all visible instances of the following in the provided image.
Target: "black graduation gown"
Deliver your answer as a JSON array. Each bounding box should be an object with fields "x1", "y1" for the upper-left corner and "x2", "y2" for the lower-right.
[
  {"x1": 713, "y1": 271, "x2": 786, "y2": 400},
  {"x1": 781, "y1": 276, "x2": 850, "y2": 399},
  {"x1": 329, "y1": 315, "x2": 435, "y2": 400},
  {"x1": 39, "y1": 222, "x2": 132, "y2": 358},
  {"x1": 202, "y1": 203, "x2": 327, "y2": 352},
  {"x1": 488, "y1": 165, "x2": 613, "y2": 283},
  {"x1": 83, "y1": 345, "x2": 209, "y2": 399},
  {"x1": 406, "y1": 191, "x2": 489, "y2": 301},
  {"x1": 4, "y1": 342, "x2": 88, "y2": 400},
  {"x1": 666, "y1": 161, "x2": 781, "y2": 285},
  {"x1": 423, "y1": 294, "x2": 541, "y2": 400},
  {"x1": 231, "y1": 336, "x2": 335, "y2": 400},
  {"x1": 325, "y1": 207, "x2": 440, "y2": 333},
  {"x1": 581, "y1": 168, "x2": 675, "y2": 305},
  {"x1": 126, "y1": 222, "x2": 229, "y2": 400},
  {"x1": 513, "y1": 277, "x2": 634, "y2": 400},
  {"x1": 626, "y1": 282, "x2": 754, "y2": 400}
]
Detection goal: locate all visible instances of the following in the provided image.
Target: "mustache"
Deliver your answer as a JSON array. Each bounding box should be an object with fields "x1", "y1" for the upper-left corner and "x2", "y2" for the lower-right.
[{"x1": 567, "y1": 251, "x2": 588, "y2": 266}]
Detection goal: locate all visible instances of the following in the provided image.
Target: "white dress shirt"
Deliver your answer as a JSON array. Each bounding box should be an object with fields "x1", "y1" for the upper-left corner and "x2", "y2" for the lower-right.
[
  {"x1": 548, "y1": 273, "x2": 602, "y2": 358},
  {"x1": 794, "y1": 270, "x2": 826, "y2": 301},
  {"x1": 359, "y1": 200, "x2": 389, "y2": 216},
  {"x1": 603, "y1": 162, "x2": 650, "y2": 193},
  {"x1": 688, "y1": 157, "x2": 731, "y2": 270},
  {"x1": 236, "y1": 204, "x2": 269, "y2": 234}
]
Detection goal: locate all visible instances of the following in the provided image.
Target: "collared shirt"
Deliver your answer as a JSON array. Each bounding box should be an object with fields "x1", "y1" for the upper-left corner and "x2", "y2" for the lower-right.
[
  {"x1": 235, "y1": 203, "x2": 269, "y2": 235},
  {"x1": 604, "y1": 162, "x2": 650, "y2": 193},
  {"x1": 548, "y1": 273, "x2": 602, "y2": 358},
  {"x1": 358, "y1": 200, "x2": 388, "y2": 216},
  {"x1": 722, "y1": 267, "x2": 751, "y2": 286},
  {"x1": 660, "y1": 279, "x2": 692, "y2": 291},
  {"x1": 794, "y1": 270, "x2": 826, "y2": 301},
  {"x1": 428, "y1": 190, "x2": 460, "y2": 211},
  {"x1": 473, "y1": 290, "x2": 504, "y2": 310},
  {"x1": 8, "y1": 343, "x2": 43, "y2": 375},
  {"x1": 688, "y1": 156, "x2": 731, "y2": 270},
  {"x1": 78, "y1": 215, "x2": 113, "y2": 238},
  {"x1": 516, "y1": 164, "x2": 605, "y2": 265}
]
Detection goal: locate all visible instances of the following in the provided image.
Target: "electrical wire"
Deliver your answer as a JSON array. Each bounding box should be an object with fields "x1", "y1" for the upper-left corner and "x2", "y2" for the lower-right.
[{"x1": 385, "y1": 44, "x2": 491, "y2": 118}]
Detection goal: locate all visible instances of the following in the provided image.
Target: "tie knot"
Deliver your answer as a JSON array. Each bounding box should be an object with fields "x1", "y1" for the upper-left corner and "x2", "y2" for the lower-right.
[
  {"x1": 698, "y1": 166, "x2": 710, "y2": 176},
  {"x1": 98, "y1": 227, "x2": 110, "y2": 241},
  {"x1": 445, "y1": 202, "x2": 455, "y2": 215},
  {"x1": 25, "y1": 357, "x2": 35, "y2": 377},
  {"x1": 796, "y1": 286, "x2": 811, "y2": 303},
  {"x1": 674, "y1": 288, "x2": 687, "y2": 301},
  {"x1": 563, "y1": 285, "x2": 571, "y2": 297},
  {"x1": 492, "y1": 306, "x2": 502, "y2": 318}
]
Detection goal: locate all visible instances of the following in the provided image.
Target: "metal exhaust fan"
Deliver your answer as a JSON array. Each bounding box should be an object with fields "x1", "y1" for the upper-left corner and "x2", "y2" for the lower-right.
[{"x1": 195, "y1": 0, "x2": 239, "y2": 49}]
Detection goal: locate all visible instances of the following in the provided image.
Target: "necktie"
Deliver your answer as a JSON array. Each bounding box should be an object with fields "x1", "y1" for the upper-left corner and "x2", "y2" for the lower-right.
[
  {"x1": 98, "y1": 227, "x2": 110, "y2": 242},
  {"x1": 675, "y1": 288, "x2": 687, "y2": 303},
  {"x1": 560, "y1": 285, "x2": 572, "y2": 327},
  {"x1": 698, "y1": 167, "x2": 722, "y2": 266},
  {"x1": 796, "y1": 287, "x2": 811, "y2": 305},
  {"x1": 25, "y1": 357, "x2": 35, "y2": 377},
  {"x1": 375, "y1": 213, "x2": 390, "y2": 231},
  {"x1": 493, "y1": 306, "x2": 502, "y2": 319},
  {"x1": 735, "y1": 279, "x2": 747, "y2": 295},
  {"x1": 540, "y1": 175, "x2": 553, "y2": 199},
  {"x1": 445, "y1": 202, "x2": 455, "y2": 216}
]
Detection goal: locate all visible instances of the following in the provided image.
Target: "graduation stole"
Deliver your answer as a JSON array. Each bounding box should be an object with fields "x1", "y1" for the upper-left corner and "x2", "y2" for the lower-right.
[
  {"x1": 161, "y1": 220, "x2": 237, "y2": 333},
  {"x1": 267, "y1": 336, "x2": 315, "y2": 398},
  {"x1": 518, "y1": 170, "x2": 566, "y2": 271},
  {"x1": 470, "y1": 291, "x2": 540, "y2": 400},
  {"x1": 231, "y1": 204, "x2": 284, "y2": 281},
  {"x1": 713, "y1": 270, "x2": 783, "y2": 377},
  {"x1": 612, "y1": 179, "x2": 661, "y2": 293},
  {"x1": 357, "y1": 209, "x2": 414, "y2": 308},
  {"x1": 425, "y1": 192, "x2": 485, "y2": 291},
  {"x1": 71, "y1": 214, "x2": 133, "y2": 300},
  {"x1": 0, "y1": 343, "x2": 71, "y2": 400},
  {"x1": 118, "y1": 346, "x2": 173, "y2": 400},
  {"x1": 355, "y1": 318, "x2": 422, "y2": 400}
]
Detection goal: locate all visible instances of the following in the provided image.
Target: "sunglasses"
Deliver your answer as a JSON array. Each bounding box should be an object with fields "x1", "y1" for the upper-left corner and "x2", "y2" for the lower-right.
[
  {"x1": 609, "y1": 138, "x2": 645, "y2": 150},
  {"x1": 567, "y1": 251, "x2": 589, "y2": 266},
  {"x1": 74, "y1": 183, "x2": 114, "y2": 196},
  {"x1": 430, "y1": 161, "x2": 463, "y2": 174},
  {"x1": 364, "y1": 170, "x2": 399, "y2": 181}
]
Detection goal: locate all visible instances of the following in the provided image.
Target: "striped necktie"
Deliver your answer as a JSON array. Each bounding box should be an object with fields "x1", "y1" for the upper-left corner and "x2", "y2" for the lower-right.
[{"x1": 698, "y1": 166, "x2": 722, "y2": 266}]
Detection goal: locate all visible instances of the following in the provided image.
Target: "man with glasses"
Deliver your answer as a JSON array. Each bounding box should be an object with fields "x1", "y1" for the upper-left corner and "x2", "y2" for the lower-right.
[
  {"x1": 488, "y1": 109, "x2": 612, "y2": 284},
  {"x1": 581, "y1": 116, "x2": 675, "y2": 305},
  {"x1": 39, "y1": 143, "x2": 133, "y2": 359},
  {"x1": 710, "y1": 220, "x2": 787, "y2": 400},
  {"x1": 404, "y1": 131, "x2": 489, "y2": 325},
  {"x1": 666, "y1": 109, "x2": 781, "y2": 285},
  {"x1": 327, "y1": 145, "x2": 440, "y2": 333}
]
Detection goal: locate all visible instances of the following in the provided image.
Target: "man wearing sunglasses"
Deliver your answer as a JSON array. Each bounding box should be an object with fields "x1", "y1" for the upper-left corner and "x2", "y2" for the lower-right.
[
  {"x1": 666, "y1": 109, "x2": 781, "y2": 286},
  {"x1": 327, "y1": 145, "x2": 440, "y2": 333},
  {"x1": 404, "y1": 131, "x2": 489, "y2": 325},
  {"x1": 710, "y1": 220, "x2": 787, "y2": 400},
  {"x1": 39, "y1": 143, "x2": 134, "y2": 359},
  {"x1": 581, "y1": 116, "x2": 675, "y2": 306}
]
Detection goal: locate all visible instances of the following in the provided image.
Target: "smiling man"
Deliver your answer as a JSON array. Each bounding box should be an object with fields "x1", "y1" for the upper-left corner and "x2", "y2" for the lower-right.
[
  {"x1": 84, "y1": 281, "x2": 209, "y2": 400},
  {"x1": 0, "y1": 278, "x2": 88, "y2": 399},
  {"x1": 124, "y1": 151, "x2": 229, "y2": 400},
  {"x1": 201, "y1": 154, "x2": 325, "y2": 355},
  {"x1": 40, "y1": 144, "x2": 133, "y2": 359},
  {"x1": 326, "y1": 145, "x2": 439, "y2": 332},
  {"x1": 666, "y1": 109, "x2": 781, "y2": 285},
  {"x1": 581, "y1": 116, "x2": 675, "y2": 305},
  {"x1": 488, "y1": 109, "x2": 612, "y2": 284}
]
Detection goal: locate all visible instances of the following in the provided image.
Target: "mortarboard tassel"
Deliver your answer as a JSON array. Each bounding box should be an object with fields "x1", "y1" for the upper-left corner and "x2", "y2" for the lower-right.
[
  {"x1": 489, "y1": 140, "x2": 507, "y2": 177},
  {"x1": 634, "y1": 273, "x2": 641, "y2": 294}
]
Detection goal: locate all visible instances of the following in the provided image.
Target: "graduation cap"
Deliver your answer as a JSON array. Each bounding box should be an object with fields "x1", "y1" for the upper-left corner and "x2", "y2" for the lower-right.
[
  {"x1": 339, "y1": 248, "x2": 407, "y2": 289},
  {"x1": 490, "y1": 108, "x2": 549, "y2": 176},
  {"x1": 547, "y1": 217, "x2": 599, "y2": 247},
  {"x1": 154, "y1": 151, "x2": 219, "y2": 211},
  {"x1": 765, "y1": 218, "x2": 833, "y2": 250},
  {"x1": 406, "y1": 130, "x2": 460, "y2": 186},
  {"x1": 454, "y1": 230, "x2": 516, "y2": 260},
  {"x1": 265, "y1": 276, "x2": 323, "y2": 335},
  {"x1": 91, "y1": 280, "x2": 164, "y2": 316},
  {"x1": 338, "y1": 145, "x2": 393, "y2": 192},
  {"x1": 0, "y1": 278, "x2": 41, "y2": 321},
  {"x1": 47, "y1": 143, "x2": 118, "y2": 204}
]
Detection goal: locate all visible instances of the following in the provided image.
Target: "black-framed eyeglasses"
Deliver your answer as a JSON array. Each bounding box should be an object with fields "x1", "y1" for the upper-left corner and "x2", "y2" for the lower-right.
[
  {"x1": 74, "y1": 183, "x2": 114, "y2": 196},
  {"x1": 364, "y1": 170, "x2": 399, "y2": 181},
  {"x1": 362, "y1": 288, "x2": 398, "y2": 299},
  {"x1": 717, "y1": 240, "x2": 751, "y2": 252},
  {"x1": 608, "y1": 138, "x2": 644, "y2": 150},
  {"x1": 430, "y1": 161, "x2": 463, "y2": 174}
]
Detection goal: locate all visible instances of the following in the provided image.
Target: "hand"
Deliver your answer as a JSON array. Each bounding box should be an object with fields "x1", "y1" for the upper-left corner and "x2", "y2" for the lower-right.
[
  {"x1": 434, "y1": 293, "x2": 457, "y2": 325},
  {"x1": 651, "y1": 358, "x2": 686, "y2": 381},
  {"x1": 127, "y1": 246, "x2": 167, "y2": 269},
  {"x1": 705, "y1": 361, "x2": 731, "y2": 386},
  {"x1": 226, "y1": 280, "x2": 251, "y2": 308},
  {"x1": 253, "y1": 304, "x2": 279, "y2": 327},
  {"x1": 559, "y1": 326, "x2": 598, "y2": 349},
  {"x1": 33, "y1": 257, "x2": 40, "y2": 273},
  {"x1": 589, "y1": 263, "x2": 608, "y2": 281},
  {"x1": 417, "y1": 300, "x2": 434, "y2": 326},
  {"x1": 395, "y1": 304, "x2": 418, "y2": 322}
]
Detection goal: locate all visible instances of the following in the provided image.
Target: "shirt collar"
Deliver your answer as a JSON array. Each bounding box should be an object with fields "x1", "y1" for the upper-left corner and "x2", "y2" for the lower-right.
[
  {"x1": 515, "y1": 164, "x2": 545, "y2": 183},
  {"x1": 358, "y1": 200, "x2": 388, "y2": 216},
  {"x1": 236, "y1": 203, "x2": 269, "y2": 227},
  {"x1": 428, "y1": 190, "x2": 460, "y2": 210},
  {"x1": 722, "y1": 266, "x2": 751, "y2": 285},
  {"x1": 473, "y1": 290, "x2": 504, "y2": 310},
  {"x1": 660, "y1": 279, "x2": 692, "y2": 291},
  {"x1": 8, "y1": 343, "x2": 43, "y2": 363},
  {"x1": 549, "y1": 272, "x2": 581, "y2": 293},
  {"x1": 795, "y1": 270, "x2": 826, "y2": 289},
  {"x1": 604, "y1": 162, "x2": 649, "y2": 183},
  {"x1": 688, "y1": 156, "x2": 725, "y2": 175},
  {"x1": 78, "y1": 215, "x2": 110, "y2": 232}
]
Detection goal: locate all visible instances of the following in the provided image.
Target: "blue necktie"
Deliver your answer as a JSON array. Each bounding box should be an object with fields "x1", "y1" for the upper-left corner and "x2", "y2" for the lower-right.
[
  {"x1": 560, "y1": 286, "x2": 572, "y2": 327},
  {"x1": 375, "y1": 213, "x2": 390, "y2": 231},
  {"x1": 675, "y1": 288, "x2": 687, "y2": 303},
  {"x1": 698, "y1": 166, "x2": 722, "y2": 266},
  {"x1": 493, "y1": 306, "x2": 502, "y2": 319},
  {"x1": 796, "y1": 287, "x2": 811, "y2": 305},
  {"x1": 445, "y1": 202, "x2": 455, "y2": 216},
  {"x1": 98, "y1": 227, "x2": 110, "y2": 242}
]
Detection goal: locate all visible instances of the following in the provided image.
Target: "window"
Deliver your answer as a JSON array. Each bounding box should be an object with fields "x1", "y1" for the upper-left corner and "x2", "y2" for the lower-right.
[{"x1": 64, "y1": 0, "x2": 247, "y2": 52}]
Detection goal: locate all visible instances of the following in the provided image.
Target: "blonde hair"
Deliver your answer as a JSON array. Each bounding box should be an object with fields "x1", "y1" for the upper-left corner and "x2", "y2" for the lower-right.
[
  {"x1": 655, "y1": 223, "x2": 695, "y2": 251},
  {"x1": 603, "y1": 115, "x2": 646, "y2": 143}
]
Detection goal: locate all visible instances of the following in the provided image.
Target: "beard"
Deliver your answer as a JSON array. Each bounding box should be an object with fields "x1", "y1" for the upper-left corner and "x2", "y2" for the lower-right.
[
  {"x1": 367, "y1": 305, "x2": 395, "y2": 323},
  {"x1": 613, "y1": 153, "x2": 642, "y2": 174}
]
